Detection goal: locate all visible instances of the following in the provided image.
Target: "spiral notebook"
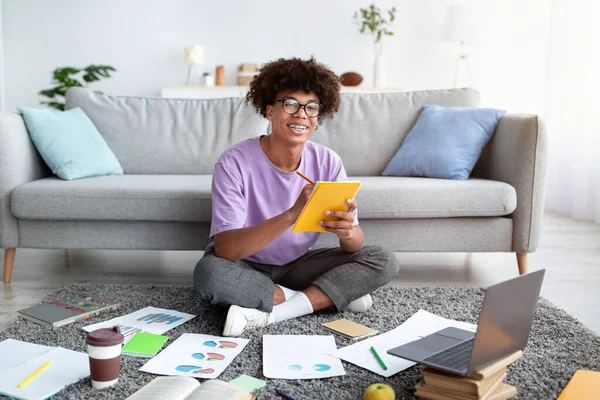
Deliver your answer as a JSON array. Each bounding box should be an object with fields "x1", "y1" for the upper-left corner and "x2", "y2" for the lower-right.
[{"x1": 121, "y1": 332, "x2": 169, "y2": 358}]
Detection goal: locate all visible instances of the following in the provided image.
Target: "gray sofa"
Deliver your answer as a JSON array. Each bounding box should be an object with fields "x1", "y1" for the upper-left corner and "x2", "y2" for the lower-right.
[{"x1": 0, "y1": 87, "x2": 547, "y2": 283}]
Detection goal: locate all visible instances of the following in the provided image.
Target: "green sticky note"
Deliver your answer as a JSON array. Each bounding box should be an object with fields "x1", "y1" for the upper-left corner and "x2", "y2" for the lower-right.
[{"x1": 229, "y1": 374, "x2": 267, "y2": 392}]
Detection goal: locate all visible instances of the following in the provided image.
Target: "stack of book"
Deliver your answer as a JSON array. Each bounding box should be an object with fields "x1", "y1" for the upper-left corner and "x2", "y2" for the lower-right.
[{"x1": 415, "y1": 351, "x2": 523, "y2": 400}]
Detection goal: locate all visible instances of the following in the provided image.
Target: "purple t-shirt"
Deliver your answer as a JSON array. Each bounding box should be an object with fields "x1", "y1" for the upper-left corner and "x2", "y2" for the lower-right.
[{"x1": 206, "y1": 136, "x2": 356, "y2": 265}]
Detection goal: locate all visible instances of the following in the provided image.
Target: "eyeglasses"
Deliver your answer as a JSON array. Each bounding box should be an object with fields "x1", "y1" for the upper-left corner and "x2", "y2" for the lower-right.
[{"x1": 275, "y1": 97, "x2": 323, "y2": 118}]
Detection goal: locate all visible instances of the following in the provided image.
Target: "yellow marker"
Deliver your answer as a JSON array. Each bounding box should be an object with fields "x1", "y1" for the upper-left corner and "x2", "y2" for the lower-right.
[{"x1": 18, "y1": 360, "x2": 52, "y2": 388}]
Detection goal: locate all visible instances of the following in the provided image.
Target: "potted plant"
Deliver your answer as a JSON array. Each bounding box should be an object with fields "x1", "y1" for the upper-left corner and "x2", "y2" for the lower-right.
[
  {"x1": 203, "y1": 72, "x2": 215, "y2": 87},
  {"x1": 354, "y1": 4, "x2": 396, "y2": 88},
  {"x1": 39, "y1": 65, "x2": 116, "y2": 111}
]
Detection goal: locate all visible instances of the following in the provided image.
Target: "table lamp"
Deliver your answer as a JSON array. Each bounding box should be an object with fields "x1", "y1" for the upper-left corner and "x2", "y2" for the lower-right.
[
  {"x1": 184, "y1": 45, "x2": 204, "y2": 85},
  {"x1": 442, "y1": 4, "x2": 478, "y2": 87}
]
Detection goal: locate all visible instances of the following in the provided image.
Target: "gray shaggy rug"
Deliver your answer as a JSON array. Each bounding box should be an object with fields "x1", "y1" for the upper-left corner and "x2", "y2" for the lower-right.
[{"x1": 1, "y1": 284, "x2": 599, "y2": 399}]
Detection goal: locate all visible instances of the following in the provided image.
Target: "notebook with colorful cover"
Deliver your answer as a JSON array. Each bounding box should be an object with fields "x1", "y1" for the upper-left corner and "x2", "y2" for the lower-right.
[
  {"x1": 292, "y1": 181, "x2": 362, "y2": 233},
  {"x1": 121, "y1": 332, "x2": 169, "y2": 358},
  {"x1": 18, "y1": 296, "x2": 120, "y2": 328}
]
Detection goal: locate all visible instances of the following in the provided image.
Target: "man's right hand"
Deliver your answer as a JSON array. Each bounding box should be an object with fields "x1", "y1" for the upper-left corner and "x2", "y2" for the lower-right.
[{"x1": 288, "y1": 183, "x2": 314, "y2": 221}]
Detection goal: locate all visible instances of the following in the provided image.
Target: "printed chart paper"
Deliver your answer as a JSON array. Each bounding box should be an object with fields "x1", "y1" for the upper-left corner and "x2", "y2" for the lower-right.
[
  {"x1": 82, "y1": 307, "x2": 196, "y2": 343},
  {"x1": 331, "y1": 309, "x2": 477, "y2": 377},
  {"x1": 263, "y1": 335, "x2": 345, "y2": 379},
  {"x1": 139, "y1": 333, "x2": 250, "y2": 379}
]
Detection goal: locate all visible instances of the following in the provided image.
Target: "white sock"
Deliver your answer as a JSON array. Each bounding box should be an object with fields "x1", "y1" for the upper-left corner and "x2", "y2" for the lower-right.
[
  {"x1": 276, "y1": 285, "x2": 299, "y2": 301},
  {"x1": 270, "y1": 292, "x2": 314, "y2": 323}
]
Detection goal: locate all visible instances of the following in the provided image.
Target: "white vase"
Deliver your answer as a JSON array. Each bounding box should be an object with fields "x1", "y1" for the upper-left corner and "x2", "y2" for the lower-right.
[{"x1": 373, "y1": 42, "x2": 386, "y2": 88}]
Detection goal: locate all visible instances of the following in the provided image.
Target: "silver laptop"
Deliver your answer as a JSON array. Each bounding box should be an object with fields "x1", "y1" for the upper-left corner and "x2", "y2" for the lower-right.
[{"x1": 387, "y1": 269, "x2": 545, "y2": 376}]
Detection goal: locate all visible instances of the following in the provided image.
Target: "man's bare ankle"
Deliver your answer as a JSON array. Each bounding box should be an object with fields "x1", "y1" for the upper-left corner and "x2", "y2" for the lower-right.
[{"x1": 274, "y1": 285, "x2": 285, "y2": 305}]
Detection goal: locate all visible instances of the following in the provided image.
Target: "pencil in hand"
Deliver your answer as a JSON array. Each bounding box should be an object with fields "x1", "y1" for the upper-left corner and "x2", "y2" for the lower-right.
[{"x1": 296, "y1": 171, "x2": 315, "y2": 185}]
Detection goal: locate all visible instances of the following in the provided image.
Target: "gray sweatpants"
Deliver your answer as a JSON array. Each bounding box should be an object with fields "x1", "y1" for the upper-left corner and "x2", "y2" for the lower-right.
[{"x1": 193, "y1": 245, "x2": 399, "y2": 312}]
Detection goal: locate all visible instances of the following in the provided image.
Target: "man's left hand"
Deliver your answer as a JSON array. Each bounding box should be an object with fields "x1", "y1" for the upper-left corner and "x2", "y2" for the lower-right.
[{"x1": 319, "y1": 199, "x2": 357, "y2": 240}]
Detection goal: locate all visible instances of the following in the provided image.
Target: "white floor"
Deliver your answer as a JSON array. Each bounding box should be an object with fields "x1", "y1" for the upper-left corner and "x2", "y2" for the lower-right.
[{"x1": 1, "y1": 211, "x2": 599, "y2": 334}]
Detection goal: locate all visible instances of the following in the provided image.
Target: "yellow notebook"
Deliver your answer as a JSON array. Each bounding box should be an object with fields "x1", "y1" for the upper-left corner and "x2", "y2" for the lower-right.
[
  {"x1": 557, "y1": 370, "x2": 600, "y2": 400},
  {"x1": 292, "y1": 181, "x2": 362, "y2": 233}
]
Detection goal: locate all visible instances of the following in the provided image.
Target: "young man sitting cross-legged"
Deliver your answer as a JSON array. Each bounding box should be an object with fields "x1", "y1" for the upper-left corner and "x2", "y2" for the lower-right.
[{"x1": 193, "y1": 57, "x2": 400, "y2": 337}]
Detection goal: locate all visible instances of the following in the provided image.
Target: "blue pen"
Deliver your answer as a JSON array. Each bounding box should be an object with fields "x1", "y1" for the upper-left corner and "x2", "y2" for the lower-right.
[{"x1": 274, "y1": 388, "x2": 295, "y2": 400}]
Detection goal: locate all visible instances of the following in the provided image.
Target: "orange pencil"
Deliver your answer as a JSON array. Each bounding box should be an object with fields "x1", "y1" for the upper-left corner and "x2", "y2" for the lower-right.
[{"x1": 296, "y1": 171, "x2": 315, "y2": 184}]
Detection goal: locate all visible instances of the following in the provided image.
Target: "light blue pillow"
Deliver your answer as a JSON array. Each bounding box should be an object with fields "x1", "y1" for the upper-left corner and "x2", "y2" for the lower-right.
[
  {"x1": 382, "y1": 104, "x2": 505, "y2": 180},
  {"x1": 17, "y1": 106, "x2": 123, "y2": 180}
]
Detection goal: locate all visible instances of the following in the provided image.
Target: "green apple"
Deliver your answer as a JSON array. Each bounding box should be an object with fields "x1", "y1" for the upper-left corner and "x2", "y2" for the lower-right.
[{"x1": 363, "y1": 383, "x2": 396, "y2": 400}]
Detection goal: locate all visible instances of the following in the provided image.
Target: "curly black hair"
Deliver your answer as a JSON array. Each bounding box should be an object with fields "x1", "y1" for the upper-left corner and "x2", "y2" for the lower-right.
[{"x1": 245, "y1": 57, "x2": 341, "y2": 120}]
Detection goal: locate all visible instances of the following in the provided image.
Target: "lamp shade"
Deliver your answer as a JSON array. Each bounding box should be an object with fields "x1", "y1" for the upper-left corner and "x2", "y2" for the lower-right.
[
  {"x1": 184, "y1": 46, "x2": 204, "y2": 64},
  {"x1": 442, "y1": 5, "x2": 478, "y2": 44}
]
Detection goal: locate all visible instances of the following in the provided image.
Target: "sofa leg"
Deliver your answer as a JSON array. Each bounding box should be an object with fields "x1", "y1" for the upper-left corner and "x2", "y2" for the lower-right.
[
  {"x1": 3, "y1": 248, "x2": 16, "y2": 283},
  {"x1": 516, "y1": 253, "x2": 528, "y2": 275}
]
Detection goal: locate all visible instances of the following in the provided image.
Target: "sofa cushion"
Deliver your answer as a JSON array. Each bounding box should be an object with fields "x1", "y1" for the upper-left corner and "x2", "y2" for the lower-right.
[
  {"x1": 314, "y1": 88, "x2": 481, "y2": 176},
  {"x1": 65, "y1": 87, "x2": 480, "y2": 176},
  {"x1": 12, "y1": 175, "x2": 516, "y2": 222},
  {"x1": 382, "y1": 104, "x2": 505, "y2": 180},
  {"x1": 354, "y1": 177, "x2": 516, "y2": 218},
  {"x1": 11, "y1": 175, "x2": 213, "y2": 222},
  {"x1": 17, "y1": 106, "x2": 123, "y2": 180},
  {"x1": 65, "y1": 88, "x2": 270, "y2": 175}
]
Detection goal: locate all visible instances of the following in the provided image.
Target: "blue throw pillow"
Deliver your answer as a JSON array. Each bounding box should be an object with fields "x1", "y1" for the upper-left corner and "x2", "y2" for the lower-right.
[
  {"x1": 17, "y1": 106, "x2": 123, "y2": 180},
  {"x1": 382, "y1": 104, "x2": 506, "y2": 180}
]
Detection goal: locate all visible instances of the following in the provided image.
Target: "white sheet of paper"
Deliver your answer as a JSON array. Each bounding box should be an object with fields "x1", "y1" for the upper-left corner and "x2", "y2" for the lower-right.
[
  {"x1": 82, "y1": 307, "x2": 196, "y2": 343},
  {"x1": 139, "y1": 333, "x2": 250, "y2": 379},
  {"x1": 331, "y1": 309, "x2": 477, "y2": 377},
  {"x1": 263, "y1": 335, "x2": 346, "y2": 379},
  {"x1": 0, "y1": 347, "x2": 90, "y2": 400},
  {"x1": 0, "y1": 339, "x2": 52, "y2": 372}
]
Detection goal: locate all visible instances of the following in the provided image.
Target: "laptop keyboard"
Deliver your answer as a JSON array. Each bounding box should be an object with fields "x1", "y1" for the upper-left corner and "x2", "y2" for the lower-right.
[{"x1": 423, "y1": 338, "x2": 474, "y2": 370}]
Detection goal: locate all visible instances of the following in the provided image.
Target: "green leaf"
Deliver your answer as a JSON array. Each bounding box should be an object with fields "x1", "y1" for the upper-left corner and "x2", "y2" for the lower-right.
[
  {"x1": 38, "y1": 89, "x2": 57, "y2": 98},
  {"x1": 40, "y1": 101, "x2": 65, "y2": 111},
  {"x1": 54, "y1": 86, "x2": 69, "y2": 97},
  {"x1": 376, "y1": 30, "x2": 382, "y2": 43},
  {"x1": 83, "y1": 74, "x2": 98, "y2": 83}
]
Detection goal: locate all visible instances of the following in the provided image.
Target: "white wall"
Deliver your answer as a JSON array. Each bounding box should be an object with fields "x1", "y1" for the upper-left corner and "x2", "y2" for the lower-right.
[
  {"x1": 2, "y1": 0, "x2": 550, "y2": 114},
  {"x1": 0, "y1": 0, "x2": 5, "y2": 112}
]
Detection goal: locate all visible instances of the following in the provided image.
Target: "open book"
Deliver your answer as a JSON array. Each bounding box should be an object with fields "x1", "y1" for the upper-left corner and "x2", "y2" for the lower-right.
[{"x1": 126, "y1": 376, "x2": 255, "y2": 400}]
